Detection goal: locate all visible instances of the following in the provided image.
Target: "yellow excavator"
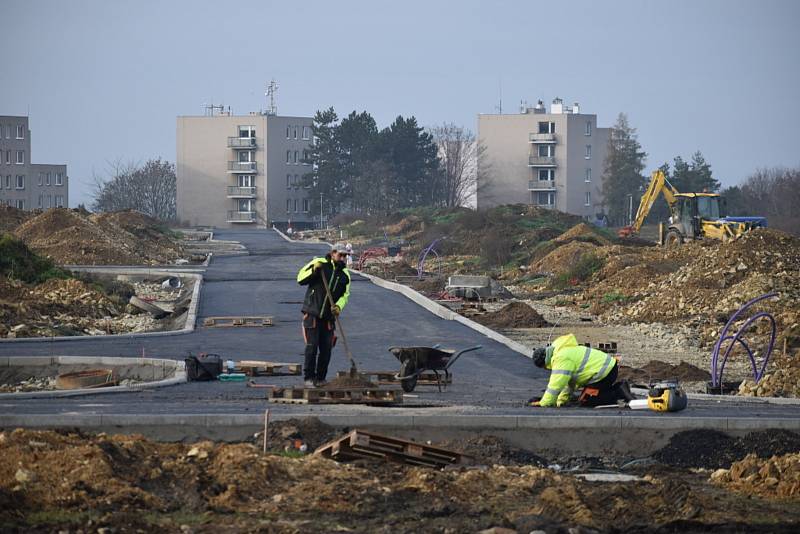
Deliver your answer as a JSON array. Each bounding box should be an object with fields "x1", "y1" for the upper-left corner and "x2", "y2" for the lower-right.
[{"x1": 619, "y1": 170, "x2": 766, "y2": 246}]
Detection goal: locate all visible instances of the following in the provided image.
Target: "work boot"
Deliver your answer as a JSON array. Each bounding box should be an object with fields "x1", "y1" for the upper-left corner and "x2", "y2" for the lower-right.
[
  {"x1": 304, "y1": 379, "x2": 315, "y2": 388},
  {"x1": 616, "y1": 380, "x2": 635, "y2": 401},
  {"x1": 315, "y1": 379, "x2": 328, "y2": 388}
]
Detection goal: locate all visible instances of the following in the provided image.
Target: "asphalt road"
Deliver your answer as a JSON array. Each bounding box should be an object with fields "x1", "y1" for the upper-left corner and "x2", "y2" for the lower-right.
[{"x1": 1, "y1": 229, "x2": 798, "y2": 422}]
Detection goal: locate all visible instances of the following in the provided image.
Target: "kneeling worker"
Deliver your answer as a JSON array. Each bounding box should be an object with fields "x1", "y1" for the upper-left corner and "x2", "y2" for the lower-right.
[
  {"x1": 297, "y1": 244, "x2": 351, "y2": 388},
  {"x1": 531, "y1": 333, "x2": 632, "y2": 407}
]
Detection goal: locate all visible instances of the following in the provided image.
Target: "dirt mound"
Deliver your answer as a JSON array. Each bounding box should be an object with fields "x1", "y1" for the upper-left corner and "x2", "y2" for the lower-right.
[
  {"x1": 555, "y1": 222, "x2": 612, "y2": 245},
  {"x1": 530, "y1": 240, "x2": 600, "y2": 276},
  {"x1": 473, "y1": 301, "x2": 550, "y2": 328},
  {"x1": 257, "y1": 418, "x2": 338, "y2": 451},
  {"x1": 654, "y1": 429, "x2": 800, "y2": 469},
  {"x1": 711, "y1": 453, "x2": 800, "y2": 499},
  {"x1": 14, "y1": 208, "x2": 183, "y2": 265},
  {"x1": 438, "y1": 435, "x2": 547, "y2": 466},
  {"x1": 0, "y1": 205, "x2": 32, "y2": 234},
  {"x1": 738, "y1": 352, "x2": 800, "y2": 398},
  {"x1": 582, "y1": 229, "x2": 800, "y2": 347},
  {"x1": 618, "y1": 360, "x2": 711, "y2": 385},
  {"x1": 384, "y1": 215, "x2": 422, "y2": 235}
]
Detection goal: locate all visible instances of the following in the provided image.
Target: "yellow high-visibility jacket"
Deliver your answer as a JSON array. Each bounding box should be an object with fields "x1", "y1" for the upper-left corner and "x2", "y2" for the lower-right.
[{"x1": 539, "y1": 334, "x2": 616, "y2": 407}]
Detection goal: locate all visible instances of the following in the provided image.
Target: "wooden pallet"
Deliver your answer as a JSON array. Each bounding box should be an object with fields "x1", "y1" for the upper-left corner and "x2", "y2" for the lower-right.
[
  {"x1": 237, "y1": 360, "x2": 301, "y2": 376},
  {"x1": 267, "y1": 386, "x2": 402, "y2": 405},
  {"x1": 203, "y1": 316, "x2": 273, "y2": 327},
  {"x1": 335, "y1": 370, "x2": 452, "y2": 386},
  {"x1": 314, "y1": 430, "x2": 471, "y2": 468}
]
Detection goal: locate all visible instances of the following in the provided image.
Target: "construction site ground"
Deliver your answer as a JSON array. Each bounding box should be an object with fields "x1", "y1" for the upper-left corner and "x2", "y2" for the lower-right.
[{"x1": 3, "y1": 229, "x2": 800, "y2": 532}]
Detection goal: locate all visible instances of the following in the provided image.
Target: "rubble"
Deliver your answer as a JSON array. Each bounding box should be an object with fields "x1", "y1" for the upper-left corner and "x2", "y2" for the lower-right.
[
  {"x1": 13, "y1": 208, "x2": 183, "y2": 265},
  {"x1": 738, "y1": 352, "x2": 800, "y2": 398},
  {"x1": 712, "y1": 453, "x2": 800, "y2": 499},
  {"x1": 472, "y1": 301, "x2": 550, "y2": 329}
]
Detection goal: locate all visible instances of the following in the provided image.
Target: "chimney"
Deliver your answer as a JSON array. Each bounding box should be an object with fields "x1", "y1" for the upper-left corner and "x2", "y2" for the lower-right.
[
  {"x1": 573, "y1": 102, "x2": 580, "y2": 114},
  {"x1": 550, "y1": 97, "x2": 563, "y2": 114}
]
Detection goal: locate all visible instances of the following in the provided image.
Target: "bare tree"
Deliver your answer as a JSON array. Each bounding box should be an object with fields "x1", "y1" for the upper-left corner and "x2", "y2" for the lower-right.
[
  {"x1": 92, "y1": 158, "x2": 177, "y2": 221},
  {"x1": 430, "y1": 123, "x2": 486, "y2": 208}
]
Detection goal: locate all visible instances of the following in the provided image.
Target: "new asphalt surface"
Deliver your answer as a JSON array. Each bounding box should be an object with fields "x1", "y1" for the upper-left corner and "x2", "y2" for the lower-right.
[{"x1": 1, "y1": 229, "x2": 799, "y2": 425}]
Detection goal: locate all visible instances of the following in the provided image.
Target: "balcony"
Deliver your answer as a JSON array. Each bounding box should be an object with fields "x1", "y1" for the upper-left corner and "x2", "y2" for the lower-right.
[
  {"x1": 228, "y1": 161, "x2": 257, "y2": 173},
  {"x1": 529, "y1": 132, "x2": 556, "y2": 143},
  {"x1": 528, "y1": 180, "x2": 556, "y2": 191},
  {"x1": 528, "y1": 156, "x2": 556, "y2": 167},
  {"x1": 227, "y1": 186, "x2": 256, "y2": 198},
  {"x1": 228, "y1": 137, "x2": 257, "y2": 149},
  {"x1": 227, "y1": 210, "x2": 256, "y2": 223}
]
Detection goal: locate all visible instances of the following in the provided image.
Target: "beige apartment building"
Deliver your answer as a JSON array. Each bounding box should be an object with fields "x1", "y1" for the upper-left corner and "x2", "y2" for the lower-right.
[
  {"x1": 477, "y1": 98, "x2": 609, "y2": 218},
  {"x1": 0, "y1": 116, "x2": 68, "y2": 210},
  {"x1": 176, "y1": 111, "x2": 314, "y2": 229}
]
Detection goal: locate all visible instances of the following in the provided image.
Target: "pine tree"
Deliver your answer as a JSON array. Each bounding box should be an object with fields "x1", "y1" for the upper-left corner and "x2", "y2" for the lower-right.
[
  {"x1": 671, "y1": 151, "x2": 720, "y2": 193},
  {"x1": 601, "y1": 113, "x2": 647, "y2": 225},
  {"x1": 304, "y1": 107, "x2": 342, "y2": 215}
]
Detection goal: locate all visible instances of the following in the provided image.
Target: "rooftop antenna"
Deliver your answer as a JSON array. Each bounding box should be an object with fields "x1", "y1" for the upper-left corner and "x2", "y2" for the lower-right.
[
  {"x1": 265, "y1": 79, "x2": 278, "y2": 115},
  {"x1": 495, "y1": 77, "x2": 503, "y2": 114},
  {"x1": 202, "y1": 102, "x2": 224, "y2": 116}
]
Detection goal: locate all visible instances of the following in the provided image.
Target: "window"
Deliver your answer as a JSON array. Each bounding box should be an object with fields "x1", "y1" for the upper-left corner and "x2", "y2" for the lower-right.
[
  {"x1": 302, "y1": 149, "x2": 310, "y2": 164},
  {"x1": 294, "y1": 199, "x2": 298, "y2": 212},
  {"x1": 55, "y1": 172, "x2": 63, "y2": 186},
  {"x1": 16, "y1": 199, "x2": 24, "y2": 210},
  {"x1": 538, "y1": 121, "x2": 555, "y2": 134},
  {"x1": 5, "y1": 151, "x2": 10, "y2": 164},
  {"x1": 294, "y1": 151, "x2": 299, "y2": 164},
  {"x1": 286, "y1": 150, "x2": 291, "y2": 164},
  {"x1": 294, "y1": 174, "x2": 300, "y2": 188},
  {"x1": 15, "y1": 175, "x2": 24, "y2": 189},
  {"x1": 238, "y1": 150, "x2": 254, "y2": 163},
  {"x1": 585, "y1": 121, "x2": 592, "y2": 136},
  {"x1": 302, "y1": 199, "x2": 310, "y2": 212},
  {"x1": 16, "y1": 125, "x2": 25, "y2": 139},
  {"x1": 38, "y1": 173, "x2": 43, "y2": 186},
  {"x1": 56, "y1": 195, "x2": 64, "y2": 208},
  {"x1": 535, "y1": 191, "x2": 554, "y2": 206},
  {"x1": 585, "y1": 168, "x2": 591, "y2": 182},
  {"x1": 302, "y1": 126, "x2": 310, "y2": 140},
  {"x1": 286, "y1": 174, "x2": 292, "y2": 189},
  {"x1": 5, "y1": 175, "x2": 10, "y2": 188},
  {"x1": 38, "y1": 195, "x2": 42, "y2": 208},
  {"x1": 585, "y1": 191, "x2": 591, "y2": 206},
  {"x1": 286, "y1": 126, "x2": 291, "y2": 139},
  {"x1": 238, "y1": 199, "x2": 253, "y2": 212},
  {"x1": 5, "y1": 125, "x2": 11, "y2": 139},
  {"x1": 286, "y1": 199, "x2": 291, "y2": 212},
  {"x1": 293, "y1": 127, "x2": 298, "y2": 139},
  {"x1": 16, "y1": 151, "x2": 24, "y2": 164},
  {"x1": 585, "y1": 145, "x2": 592, "y2": 159},
  {"x1": 46, "y1": 172, "x2": 51, "y2": 186},
  {"x1": 238, "y1": 125, "x2": 255, "y2": 138},
  {"x1": 47, "y1": 195, "x2": 52, "y2": 208},
  {"x1": 538, "y1": 144, "x2": 554, "y2": 157},
  {"x1": 538, "y1": 169, "x2": 554, "y2": 181}
]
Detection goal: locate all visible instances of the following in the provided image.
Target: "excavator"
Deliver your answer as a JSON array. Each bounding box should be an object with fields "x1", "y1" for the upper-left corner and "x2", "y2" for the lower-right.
[{"x1": 618, "y1": 170, "x2": 766, "y2": 246}]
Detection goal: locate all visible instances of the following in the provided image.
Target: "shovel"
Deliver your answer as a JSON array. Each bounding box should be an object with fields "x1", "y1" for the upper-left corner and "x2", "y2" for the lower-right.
[{"x1": 319, "y1": 267, "x2": 359, "y2": 377}]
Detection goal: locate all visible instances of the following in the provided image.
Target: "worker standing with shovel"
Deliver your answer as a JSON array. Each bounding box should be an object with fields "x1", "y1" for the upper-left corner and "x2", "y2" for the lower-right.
[{"x1": 297, "y1": 244, "x2": 352, "y2": 388}]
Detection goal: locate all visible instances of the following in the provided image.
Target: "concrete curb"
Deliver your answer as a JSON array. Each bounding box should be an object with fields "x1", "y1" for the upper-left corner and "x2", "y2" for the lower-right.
[
  {"x1": 273, "y1": 226, "x2": 331, "y2": 247},
  {"x1": 0, "y1": 356, "x2": 186, "y2": 399},
  {"x1": 0, "y1": 269, "x2": 203, "y2": 343},
  {"x1": 2, "y1": 412, "x2": 799, "y2": 431},
  {"x1": 354, "y1": 270, "x2": 532, "y2": 358}
]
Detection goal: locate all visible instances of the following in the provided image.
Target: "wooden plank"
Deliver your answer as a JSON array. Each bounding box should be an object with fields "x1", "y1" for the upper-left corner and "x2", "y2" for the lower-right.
[
  {"x1": 315, "y1": 430, "x2": 470, "y2": 467},
  {"x1": 336, "y1": 370, "x2": 452, "y2": 386},
  {"x1": 237, "y1": 360, "x2": 302, "y2": 376},
  {"x1": 203, "y1": 316, "x2": 274, "y2": 328},
  {"x1": 267, "y1": 386, "x2": 402, "y2": 405}
]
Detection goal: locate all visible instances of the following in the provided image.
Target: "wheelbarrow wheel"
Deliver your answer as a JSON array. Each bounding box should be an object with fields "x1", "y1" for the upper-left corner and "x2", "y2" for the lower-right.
[{"x1": 399, "y1": 359, "x2": 418, "y2": 393}]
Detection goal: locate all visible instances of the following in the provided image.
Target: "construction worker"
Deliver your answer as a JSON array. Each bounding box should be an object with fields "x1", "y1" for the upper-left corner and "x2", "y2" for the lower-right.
[
  {"x1": 530, "y1": 333, "x2": 633, "y2": 407},
  {"x1": 296, "y1": 244, "x2": 351, "y2": 387}
]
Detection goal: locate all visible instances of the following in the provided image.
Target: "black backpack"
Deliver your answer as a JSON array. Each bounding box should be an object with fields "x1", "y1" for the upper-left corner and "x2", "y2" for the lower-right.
[{"x1": 185, "y1": 352, "x2": 222, "y2": 381}]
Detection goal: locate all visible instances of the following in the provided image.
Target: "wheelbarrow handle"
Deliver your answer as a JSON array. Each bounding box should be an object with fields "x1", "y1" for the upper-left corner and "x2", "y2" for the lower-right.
[{"x1": 444, "y1": 345, "x2": 482, "y2": 370}]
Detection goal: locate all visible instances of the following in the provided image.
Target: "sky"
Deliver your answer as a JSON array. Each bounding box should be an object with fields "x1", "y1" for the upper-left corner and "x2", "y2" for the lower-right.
[{"x1": 2, "y1": 0, "x2": 799, "y2": 208}]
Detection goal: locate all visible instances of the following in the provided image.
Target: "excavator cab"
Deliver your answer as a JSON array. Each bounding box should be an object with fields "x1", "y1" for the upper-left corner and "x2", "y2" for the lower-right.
[{"x1": 666, "y1": 193, "x2": 722, "y2": 245}]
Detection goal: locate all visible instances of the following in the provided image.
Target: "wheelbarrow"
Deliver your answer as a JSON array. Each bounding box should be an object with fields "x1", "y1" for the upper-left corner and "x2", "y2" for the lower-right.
[{"x1": 389, "y1": 345, "x2": 482, "y2": 392}]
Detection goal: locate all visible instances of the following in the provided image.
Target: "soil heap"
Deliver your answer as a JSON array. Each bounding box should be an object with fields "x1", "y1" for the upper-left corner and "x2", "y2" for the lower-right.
[
  {"x1": 473, "y1": 301, "x2": 550, "y2": 329},
  {"x1": 618, "y1": 360, "x2": 711, "y2": 385},
  {"x1": 14, "y1": 208, "x2": 183, "y2": 265},
  {"x1": 554, "y1": 222, "x2": 613, "y2": 246},
  {"x1": 653, "y1": 429, "x2": 800, "y2": 469},
  {"x1": 582, "y1": 229, "x2": 800, "y2": 347},
  {"x1": 711, "y1": 452, "x2": 800, "y2": 500},
  {"x1": 0, "y1": 205, "x2": 31, "y2": 234}
]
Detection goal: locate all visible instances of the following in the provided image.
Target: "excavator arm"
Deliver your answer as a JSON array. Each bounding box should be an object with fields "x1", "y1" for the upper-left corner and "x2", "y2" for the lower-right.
[{"x1": 619, "y1": 170, "x2": 679, "y2": 236}]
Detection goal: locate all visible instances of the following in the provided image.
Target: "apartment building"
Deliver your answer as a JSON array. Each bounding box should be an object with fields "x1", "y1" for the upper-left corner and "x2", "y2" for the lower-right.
[
  {"x1": 176, "y1": 111, "x2": 314, "y2": 229},
  {"x1": 477, "y1": 98, "x2": 609, "y2": 218},
  {"x1": 0, "y1": 116, "x2": 68, "y2": 211}
]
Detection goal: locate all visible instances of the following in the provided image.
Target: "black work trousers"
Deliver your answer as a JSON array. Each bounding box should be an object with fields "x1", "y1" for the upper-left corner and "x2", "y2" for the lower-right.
[
  {"x1": 302, "y1": 314, "x2": 336, "y2": 381},
  {"x1": 579, "y1": 363, "x2": 624, "y2": 406}
]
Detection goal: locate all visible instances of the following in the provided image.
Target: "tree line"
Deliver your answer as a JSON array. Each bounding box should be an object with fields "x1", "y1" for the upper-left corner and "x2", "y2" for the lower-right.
[{"x1": 305, "y1": 108, "x2": 480, "y2": 216}]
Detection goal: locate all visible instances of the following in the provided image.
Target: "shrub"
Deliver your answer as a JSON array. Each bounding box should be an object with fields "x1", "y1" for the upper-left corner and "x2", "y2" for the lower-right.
[
  {"x1": 480, "y1": 229, "x2": 516, "y2": 266},
  {"x1": 602, "y1": 291, "x2": 629, "y2": 304},
  {"x1": 0, "y1": 233, "x2": 70, "y2": 284},
  {"x1": 551, "y1": 253, "x2": 604, "y2": 289}
]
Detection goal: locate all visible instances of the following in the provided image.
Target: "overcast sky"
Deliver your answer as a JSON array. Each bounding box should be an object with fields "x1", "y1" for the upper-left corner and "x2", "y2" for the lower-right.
[{"x1": 3, "y1": 0, "x2": 799, "y2": 207}]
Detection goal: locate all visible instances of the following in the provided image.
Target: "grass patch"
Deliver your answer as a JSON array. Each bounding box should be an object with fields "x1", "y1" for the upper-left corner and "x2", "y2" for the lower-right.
[
  {"x1": 602, "y1": 291, "x2": 630, "y2": 304},
  {"x1": 551, "y1": 254, "x2": 604, "y2": 289},
  {"x1": 0, "y1": 233, "x2": 71, "y2": 284}
]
